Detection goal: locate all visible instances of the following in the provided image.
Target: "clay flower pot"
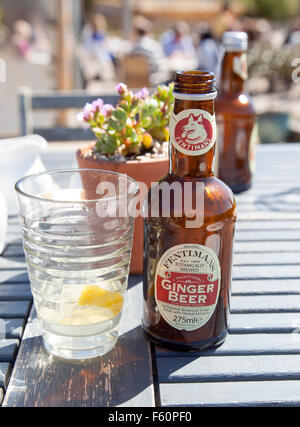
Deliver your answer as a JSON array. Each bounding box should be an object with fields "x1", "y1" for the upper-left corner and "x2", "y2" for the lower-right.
[{"x1": 76, "y1": 143, "x2": 169, "y2": 274}]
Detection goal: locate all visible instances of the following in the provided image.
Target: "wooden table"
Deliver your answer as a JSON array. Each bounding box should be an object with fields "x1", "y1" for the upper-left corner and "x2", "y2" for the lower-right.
[{"x1": 2, "y1": 143, "x2": 300, "y2": 407}]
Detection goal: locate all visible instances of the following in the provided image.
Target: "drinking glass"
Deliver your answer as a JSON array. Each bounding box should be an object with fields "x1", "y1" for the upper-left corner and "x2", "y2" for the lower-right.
[{"x1": 15, "y1": 169, "x2": 138, "y2": 360}]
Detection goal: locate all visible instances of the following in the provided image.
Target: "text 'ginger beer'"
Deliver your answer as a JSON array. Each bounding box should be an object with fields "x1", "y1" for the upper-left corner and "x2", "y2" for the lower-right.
[
  {"x1": 215, "y1": 31, "x2": 256, "y2": 193},
  {"x1": 142, "y1": 71, "x2": 237, "y2": 351}
]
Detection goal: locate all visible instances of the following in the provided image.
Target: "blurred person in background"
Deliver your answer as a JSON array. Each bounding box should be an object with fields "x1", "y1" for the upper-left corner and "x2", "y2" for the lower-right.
[
  {"x1": 11, "y1": 20, "x2": 34, "y2": 59},
  {"x1": 79, "y1": 13, "x2": 116, "y2": 85},
  {"x1": 213, "y1": 1, "x2": 236, "y2": 40},
  {"x1": 160, "y1": 21, "x2": 196, "y2": 59},
  {"x1": 11, "y1": 18, "x2": 50, "y2": 64},
  {"x1": 196, "y1": 23, "x2": 219, "y2": 74},
  {"x1": 82, "y1": 13, "x2": 110, "y2": 53},
  {"x1": 129, "y1": 15, "x2": 169, "y2": 84}
]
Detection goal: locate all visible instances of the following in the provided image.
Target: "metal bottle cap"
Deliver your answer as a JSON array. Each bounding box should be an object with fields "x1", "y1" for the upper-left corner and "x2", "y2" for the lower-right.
[{"x1": 222, "y1": 31, "x2": 248, "y2": 51}]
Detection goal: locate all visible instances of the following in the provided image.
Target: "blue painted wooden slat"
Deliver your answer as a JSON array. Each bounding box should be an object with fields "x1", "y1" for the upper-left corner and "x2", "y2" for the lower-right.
[
  {"x1": 237, "y1": 196, "x2": 300, "y2": 205},
  {"x1": 231, "y1": 294, "x2": 300, "y2": 313},
  {"x1": 233, "y1": 265, "x2": 300, "y2": 279},
  {"x1": 236, "y1": 220, "x2": 300, "y2": 230},
  {"x1": 242, "y1": 181, "x2": 300, "y2": 189},
  {"x1": 2, "y1": 319, "x2": 25, "y2": 339},
  {"x1": 235, "y1": 230, "x2": 300, "y2": 241},
  {"x1": 0, "y1": 259, "x2": 26, "y2": 269},
  {"x1": 33, "y1": 127, "x2": 95, "y2": 142},
  {"x1": 7, "y1": 222, "x2": 21, "y2": 231},
  {"x1": 0, "y1": 271, "x2": 29, "y2": 284},
  {"x1": 1, "y1": 319, "x2": 25, "y2": 339},
  {"x1": 30, "y1": 92, "x2": 119, "y2": 109},
  {"x1": 229, "y1": 312, "x2": 300, "y2": 334},
  {"x1": 237, "y1": 188, "x2": 300, "y2": 198},
  {"x1": 234, "y1": 240, "x2": 300, "y2": 252},
  {"x1": 156, "y1": 333, "x2": 300, "y2": 357},
  {"x1": 157, "y1": 354, "x2": 300, "y2": 383},
  {"x1": 0, "y1": 285, "x2": 32, "y2": 301},
  {"x1": 0, "y1": 340, "x2": 19, "y2": 363},
  {"x1": 3, "y1": 234, "x2": 22, "y2": 245},
  {"x1": 233, "y1": 252, "x2": 300, "y2": 265},
  {"x1": 237, "y1": 211, "x2": 300, "y2": 220},
  {"x1": 160, "y1": 380, "x2": 300, "y2": 407},
  {"x1": 0, "y1": 301, "x2": 31, "y2": 318},
  {"x1": 256, "y1": 144, "x2": 300, "y2": 154},
  {"x1": 251, "y1": 175, "x2": 300, "y2": 182},
  {"x1": 1, "y1": 245, "x2": 24, "y2": 257},
  {"x1": 0, "y1": 363, "x2": 11, "y2": 389},
  {"x1": 232, "y1": 279, "x2": 300, "y2": 295}
]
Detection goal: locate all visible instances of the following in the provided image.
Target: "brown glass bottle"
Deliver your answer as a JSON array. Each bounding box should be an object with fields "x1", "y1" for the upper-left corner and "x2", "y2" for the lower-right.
[
  {"x1": 142, "y1": 71, "x2": 236, "y2": 351},
  {"x1": 215, "y1": 31, "x2": 256, "y2": 194}
]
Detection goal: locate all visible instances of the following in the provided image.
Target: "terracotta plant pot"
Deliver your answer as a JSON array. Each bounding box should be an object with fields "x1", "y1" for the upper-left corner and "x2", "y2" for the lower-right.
[{"x1": 76, "y1": 143, "x2": 169, "y2": 274}]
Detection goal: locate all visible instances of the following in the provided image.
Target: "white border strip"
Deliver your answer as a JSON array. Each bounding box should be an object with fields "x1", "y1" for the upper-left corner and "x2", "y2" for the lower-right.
[{"x1": 173, "y1": 91, "x2": 218, "y2": 101}]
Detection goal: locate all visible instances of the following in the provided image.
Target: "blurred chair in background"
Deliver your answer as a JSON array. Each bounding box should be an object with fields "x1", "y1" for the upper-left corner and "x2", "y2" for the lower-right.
[
  {"x1": 126, "y1": 15, "x2": 169, "y2": 86},
  {"x1": 121, "y1": 55, "x2": 150, "y2": 88}
]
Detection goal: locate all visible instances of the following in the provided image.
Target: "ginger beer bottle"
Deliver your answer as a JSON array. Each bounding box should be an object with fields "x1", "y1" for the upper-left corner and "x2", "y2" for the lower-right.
[
  {"x1": 142, "y1": 71, "x2": 236, "y2": 351},
  {"x1": 215, "y1": 31, "x2": 256, "y2": 193}
]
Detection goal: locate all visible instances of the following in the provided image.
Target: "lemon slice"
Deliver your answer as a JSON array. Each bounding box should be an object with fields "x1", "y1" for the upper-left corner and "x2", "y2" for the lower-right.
[{"x1": 78, "y1": 285, "x2": 124, "y2": 315}]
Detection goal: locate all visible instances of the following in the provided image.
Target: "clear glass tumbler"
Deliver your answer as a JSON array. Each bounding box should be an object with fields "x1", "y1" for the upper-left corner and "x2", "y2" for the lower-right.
[{"x1": 15, "y1": 169, "x2": 138, "y2": 360}]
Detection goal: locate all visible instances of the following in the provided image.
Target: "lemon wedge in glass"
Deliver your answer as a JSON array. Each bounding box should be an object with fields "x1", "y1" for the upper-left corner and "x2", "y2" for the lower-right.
[{"x1": 78, "y1": 285, "x2": 124, "y2": 316}]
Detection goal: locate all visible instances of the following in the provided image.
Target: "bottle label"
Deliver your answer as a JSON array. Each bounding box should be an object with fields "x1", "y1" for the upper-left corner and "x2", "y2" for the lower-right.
[
  {"x1": 155, "y1": 244, "x2": 221, "y2": 331},
  {"x1": 169, "y1": 109, "x2": 216, "y2": 156},
  {"x1": 233, "y1": 53, "x2": 248, "y2": 80}
]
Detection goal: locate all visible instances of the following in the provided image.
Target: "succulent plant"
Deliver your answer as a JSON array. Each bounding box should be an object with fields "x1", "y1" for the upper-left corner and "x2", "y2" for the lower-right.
[{"x1": 78, "y1": 82, "x2": 174, "y2": 159}]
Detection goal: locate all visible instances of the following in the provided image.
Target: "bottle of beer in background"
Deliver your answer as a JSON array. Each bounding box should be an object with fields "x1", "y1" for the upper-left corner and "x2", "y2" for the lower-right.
[
  {"x1": 142, "y1": 71, "x2": 237, "y2": 351},
  {"x1": 215, "y1": 31, "x2": 256, "y2": 193}
]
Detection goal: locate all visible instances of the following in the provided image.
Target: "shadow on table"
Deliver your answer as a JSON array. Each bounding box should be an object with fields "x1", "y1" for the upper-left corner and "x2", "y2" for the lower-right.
[
  {"x1": 254, "y1": 187, "x2": 300, "y2": 212},
  {"x1": 0, "y1": 271, "x2": 29, "y2": 285},
  {"x1": 4, "y1": 318, "x2": 153, "y2": 407},
  {"x1": 128, "y1": 274, "x2": 143, "y2": 289}
]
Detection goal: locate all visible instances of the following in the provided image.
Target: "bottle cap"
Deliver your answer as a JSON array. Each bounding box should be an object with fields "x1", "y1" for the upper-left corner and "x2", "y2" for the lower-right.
[{"x1": 222, "y1": 31, "x2": 248, "y2": 51}]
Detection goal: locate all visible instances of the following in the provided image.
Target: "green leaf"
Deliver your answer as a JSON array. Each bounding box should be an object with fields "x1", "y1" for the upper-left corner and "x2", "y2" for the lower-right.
[
  {"x1": 101, "y1": 135, "x2": 118, "y2": 154},
  {"x1": 114, "y1": 107, "x2": 127, "y2": 126},
  {"x1": 140, "y1": 116, "x2": 152, "y2": 128},
  {"x1": 127, "y1": 97, "x2": 140, "y2": 115},
  {"x1": 130, "y1": 128, "x2": 139, "y2": 144},
  {"x1": 108, "y1": 117, "x2": 124, "y2": 132}
]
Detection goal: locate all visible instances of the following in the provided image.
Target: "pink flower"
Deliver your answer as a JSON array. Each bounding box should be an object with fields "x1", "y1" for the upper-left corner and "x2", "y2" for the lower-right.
[
  {"x1": 82, "y1": 103, "x2": 95, "y2": 121},
  {"x1": 101, "y1": 104, "x2": 114, "y2": 117},
  {"x1": 136, "y1": 87, "x2": 149, "y2": 100},
  {"x1": 91, "y1": 98, "x2": 104, "y2": 113},
  {"x1": 77, "y1": 111, "x2": 85, "y2": 122},
  {"x1": 77, "y1": 103, "x2": 95, "y2": 122},
  {"x1": 115, "y1": 82, "x2": 128, "y2": 95}
]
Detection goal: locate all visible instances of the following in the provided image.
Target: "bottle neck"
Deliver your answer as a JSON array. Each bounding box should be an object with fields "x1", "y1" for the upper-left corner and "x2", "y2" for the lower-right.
[
  {"x1": 220, "y1": 50, "x2": 246, "y2": 94},
  {"x1": 170, "y1": 98, "x2": 215, "y2": 178}
]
